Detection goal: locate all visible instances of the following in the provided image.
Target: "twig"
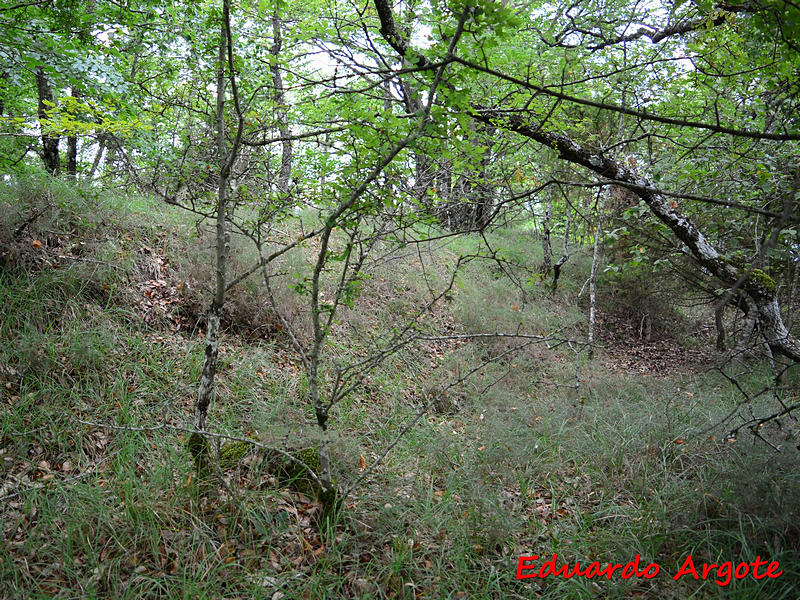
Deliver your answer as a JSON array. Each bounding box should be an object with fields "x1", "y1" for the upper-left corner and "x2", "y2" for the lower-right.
[{"x1": 0, "y1": 456, "x2": 112, "y2": 503}]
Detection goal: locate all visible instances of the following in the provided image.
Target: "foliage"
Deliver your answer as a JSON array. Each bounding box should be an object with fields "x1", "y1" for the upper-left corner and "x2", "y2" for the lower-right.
[
  {"x1": 2, "y1": 0, "x2": 800, "y2": 595},
  {"x1": 2, "y1": 184, "x2": 799, "y2": 597}
]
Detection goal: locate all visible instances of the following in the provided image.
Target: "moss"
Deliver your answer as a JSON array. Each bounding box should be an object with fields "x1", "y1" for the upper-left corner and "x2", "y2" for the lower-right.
[
  {"x1": 278, "y1": 447, "x2": 321, "y2": 495},
  {"x1": 186, "y1": 432, "x2": 212, "y2": 484},
  {"x1": 277, "y1": 447, "x2": 339, "y2": 513},
  {"x1": 187, "y1": 432, "x2": 210, "y2": 460},
  {"x1": 187, "y1": 434, "x2": 251, "y2": 482},
  {"x1": 749, "y1": 268, "x2": 776, "y2": 291},
  {"x1": 219, "y1": 440, "x2": 250, "y2": 469}
]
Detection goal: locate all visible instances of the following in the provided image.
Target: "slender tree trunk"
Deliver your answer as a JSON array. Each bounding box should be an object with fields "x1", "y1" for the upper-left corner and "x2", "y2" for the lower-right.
[
  {"x1": 414, "y1": 152, "x2": 434, "y2": 207},
  {"x1": 36, "y1": 67, "x2": 60, "y2": 175},
  {"x1": 472, "y1": 123, "x2": 495, "y2": 230},
  {"x1": 87, "y1": 134, "x2": 106, "y2": 179},
  {"x1": 588, "y1": 195, "x2": 605, "y2": 359},
  {"x1": 309, "y1": 225, "x2": 336, "y2": 498},
  {"x1": 397, "y1": 55, "x2": 435, "y2": 210},
  {"x1": 714, "y1": 296, "x2": 727, "y2": 351},
  {"x1": 734, "y1": 297, "x2": 758, "y2": 357},
  {"x1": 66, "y1": 87, "x2": 82, "y2": 180},
  {"x1": 270, "y1": 6, "x2": 292, "y2": 196},
  {"x1": 195, "y1": 0, "x2": 244, "y2": 430},
  {"x1": 0, "y1": 70, "x2": 8, "y2": 116},
  {"x1": 435, "y1": 158, "x2": 453, "y2": 227},
  {"x1": 406, "y1": 102, "x2": 435, "y2": 207},
  {"x1": 786, "y1": 255, "x2": 798, "y2": 331},
  {"x1": 66, "y1": 139, "x2": 78, "y2": 180},
  {"x1": 541, "y1": 189, "x2": 553, "y2": 275},
  {"x1": 552, "y1": 204, "x2": 571, "y2": 291}
]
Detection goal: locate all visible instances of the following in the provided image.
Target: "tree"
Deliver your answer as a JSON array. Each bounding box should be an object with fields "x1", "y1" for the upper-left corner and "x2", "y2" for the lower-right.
[{"x1": 194, "y1": 0, "x2": 245, "y2": 432}]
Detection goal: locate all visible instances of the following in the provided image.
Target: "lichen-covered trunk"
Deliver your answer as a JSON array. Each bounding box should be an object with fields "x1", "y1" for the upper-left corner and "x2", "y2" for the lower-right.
[
  {"x1": 310, "y1": 375, "x2": 334, "y2": 496},
  {"x1": 308, "y1": 225, "x2": 336, "y2": 498},
  {"x1": 195, "y1": 15, "x2": 232, "y2": 431},
  {"x1": 477, "y1": 110, "x2": 800, "y2": 362},
  {"x1": 195, "y1": 311, "x2": 221, "y2": 431},
  {"x1": 541, "y1": 191, "x2": 552, "y2": 275},
  {"x1": 588, "y1": 199, "x2": 604, "y2": 359}
]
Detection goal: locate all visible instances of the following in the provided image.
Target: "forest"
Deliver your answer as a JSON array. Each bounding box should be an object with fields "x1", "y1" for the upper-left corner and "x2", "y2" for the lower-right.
[{"x1": 1, "y1": 0, "x2": 800, "y2": 597}]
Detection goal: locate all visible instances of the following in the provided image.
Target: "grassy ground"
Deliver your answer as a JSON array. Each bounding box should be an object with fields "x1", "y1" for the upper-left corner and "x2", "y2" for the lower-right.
[{"x1": 1, "y1": 177, "x2": 799, "y2": 599}]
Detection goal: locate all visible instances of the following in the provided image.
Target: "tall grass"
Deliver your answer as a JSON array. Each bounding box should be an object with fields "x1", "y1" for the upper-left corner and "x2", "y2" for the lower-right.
[{"x1": 1, "y1": 179, "x2": 798, "y2": 599}]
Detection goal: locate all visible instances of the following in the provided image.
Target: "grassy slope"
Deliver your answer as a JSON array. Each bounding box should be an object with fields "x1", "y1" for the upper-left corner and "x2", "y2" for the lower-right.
[{"x1": 1, "y1": 178, "x2": 798, "y2": 599}]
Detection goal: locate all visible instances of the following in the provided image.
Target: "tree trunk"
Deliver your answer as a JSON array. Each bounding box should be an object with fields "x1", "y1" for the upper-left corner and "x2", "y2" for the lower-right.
[
  {"x1": 588, "y1": 195, "x2": 605, "y2": 359},
  {"x1": 414, "y1": 152, "x2": 434, "y2": 207},
  {"x1": 0, "y1": 70, "x2": 8, "y2": 116},
  {"x1": 270, "y1": 6, "x2": 292, "y2": 196},
  {"x1": 471, "y1": 125, "x2": 495, "y2": 230},
  {"x1": 309, "y1": 225, "x2": 337, "y2": 499},
  {"x1": 66, "y1": 87, "x2": 81, "y2": 181},
  {"x1": 435, "y1": 158, "x2": 453, "y2": 228},
  {"x1": 36, "y1": 67, "x2": 60, "y2": 175},
  {"x1": 195, "y1": 0, "x2": 243, "y2": 430},
  {"x1": 87, "y1": 134, "x2": 106, "y2": 179},
  {"x1": 541, "y1": 189, "x2": 553, "y2": 275},
  {"x1": 552, "y1": 204, "x2": 570, "y2": 291}
]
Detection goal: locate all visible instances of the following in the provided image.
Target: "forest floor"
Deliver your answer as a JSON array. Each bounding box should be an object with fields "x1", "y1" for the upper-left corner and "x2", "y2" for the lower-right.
[{"x1": 1, "y1": 178, "x2": 799, "y2": 599}]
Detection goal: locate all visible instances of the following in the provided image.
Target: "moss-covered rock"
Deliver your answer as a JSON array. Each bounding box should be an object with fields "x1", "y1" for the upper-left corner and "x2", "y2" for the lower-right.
[
  {"x1": 277, "y1": 447, "x2": 339, "y2": 513},
  {"x1": 278, "y1": 447, "x2": 322, "y2": 494},
  {"x1": 219, "y1": 440, "x2": 250, "y2": 469},
  {"x1": 187, "y1": 434, "x2": 251, "y2": 479}
]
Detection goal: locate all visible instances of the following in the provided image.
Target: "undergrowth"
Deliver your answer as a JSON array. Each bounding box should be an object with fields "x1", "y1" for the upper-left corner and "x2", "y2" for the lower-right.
[{"x1": 0, "y1": 177, "x2": 798, "y2": 599}]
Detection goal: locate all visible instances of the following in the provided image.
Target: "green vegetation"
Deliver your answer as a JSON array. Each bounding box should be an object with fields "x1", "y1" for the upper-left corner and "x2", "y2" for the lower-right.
[
  {"x1": 1, "y1": 183, "x2": 798, "y2": 598},
  {"x1": 748, "y1": 268, "x2": 778, "y2": 293},
  {"x1": 2, "y1": 0, "x2": 800, "y2": 596}
]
